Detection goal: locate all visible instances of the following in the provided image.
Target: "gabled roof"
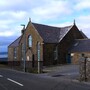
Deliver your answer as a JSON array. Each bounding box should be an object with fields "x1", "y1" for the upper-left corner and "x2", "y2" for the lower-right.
[
  {"x1": 80, "y1": 31, "x2": 88, "y2": 39},
  {"x1": 59, "y1": 26, "x2": 73, "y2": 42},
  {"x1": 32, "y1": 23, "x2": 72, "y2": 43},
  {"x1": 8, "y1": 36, "x2": 21, "y2": 47},
  {"x1": 69, "y1": 39, "x2": 90, "y2": 52},
  {"x1": 8, "y1": 22, "x2": 87, "y2": 47}
]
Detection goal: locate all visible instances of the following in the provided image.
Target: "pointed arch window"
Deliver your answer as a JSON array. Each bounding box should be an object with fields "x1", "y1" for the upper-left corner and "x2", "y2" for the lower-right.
[{"x1": 28, "y1": 35, "x2": 32, "y2": 47}]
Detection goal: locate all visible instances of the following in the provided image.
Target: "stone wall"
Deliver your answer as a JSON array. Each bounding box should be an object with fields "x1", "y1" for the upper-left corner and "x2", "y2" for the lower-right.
[
  {"x1": 71, "y1": 53, "x2": 90, "y2": 64},
  {"x1": 79, "y1": 57, "x2": 90, "y2": 81}
]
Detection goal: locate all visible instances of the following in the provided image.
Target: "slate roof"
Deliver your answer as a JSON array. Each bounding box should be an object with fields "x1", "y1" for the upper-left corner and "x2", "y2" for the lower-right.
[
  {"x1": 9, "y1": 22, "x2": 87, "y2": 47},
  {"x1": 69, "y1": 39, "x2": 90, "y2": 52},
  {"x1": 8, "y1": 36, "x2": 21, "y2": 47},
  {"x1": 32, "y1": 23, "x2": 72, "y2": 43}
]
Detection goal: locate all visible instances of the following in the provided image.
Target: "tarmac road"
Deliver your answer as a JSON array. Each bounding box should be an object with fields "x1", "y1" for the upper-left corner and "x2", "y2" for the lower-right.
[{"x1": 0, "y1": 67, "x2": 90, "y2": 90}]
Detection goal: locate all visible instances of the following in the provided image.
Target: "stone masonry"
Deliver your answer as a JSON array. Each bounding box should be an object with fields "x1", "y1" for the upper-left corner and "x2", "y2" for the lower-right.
[{"x1": 79, "y1": 56, "x2": 90, "y2": 82}]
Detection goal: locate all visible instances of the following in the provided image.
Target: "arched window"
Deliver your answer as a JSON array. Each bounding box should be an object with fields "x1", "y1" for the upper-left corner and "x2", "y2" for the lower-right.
[{"x1": 28, "y1": 35, "x2": 32, "y2": 47}]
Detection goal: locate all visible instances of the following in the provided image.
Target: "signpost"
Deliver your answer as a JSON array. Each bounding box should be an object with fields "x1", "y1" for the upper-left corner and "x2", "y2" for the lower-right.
[{"x1": 37, "y1": 42, "x2": 40, "y2": 73}]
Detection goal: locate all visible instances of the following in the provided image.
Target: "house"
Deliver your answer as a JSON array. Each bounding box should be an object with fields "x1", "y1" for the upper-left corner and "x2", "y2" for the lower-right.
[{"x1": 8, "y1": 20, "x2": 87, "y2": 70}]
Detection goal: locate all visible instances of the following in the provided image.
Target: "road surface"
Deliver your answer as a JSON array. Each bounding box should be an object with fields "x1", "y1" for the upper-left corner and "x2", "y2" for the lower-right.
[{"x1": 0, "y1": 68, "x2": 90, "y2": 90}]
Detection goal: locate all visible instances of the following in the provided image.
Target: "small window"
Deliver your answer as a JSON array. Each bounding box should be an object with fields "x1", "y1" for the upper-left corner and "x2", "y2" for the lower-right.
[
  {"x1": 28, "y1": 35, "x2": 32, "y2": 47},
  {"x1": 74, "y1": 41, "x2": 79, "y2": 46},
  {"x1": 54, "y1": 46, "x2": 58, "y2": 60},
  {"x1": 74, "y1": 42, "x2": 79, "y2": 46},
  {"x1": 14, "y1": 48, "x2": 17, "y2": 60}
]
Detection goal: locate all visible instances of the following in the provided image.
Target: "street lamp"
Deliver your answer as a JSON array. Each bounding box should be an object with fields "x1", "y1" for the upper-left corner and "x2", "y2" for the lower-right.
[{"x1": 21, "y1": 24, "x2": 26, "y2": 72}]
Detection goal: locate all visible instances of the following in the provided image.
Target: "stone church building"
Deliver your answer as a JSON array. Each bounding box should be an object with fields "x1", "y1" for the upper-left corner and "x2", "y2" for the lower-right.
[{"x1": 8, "y1": 20, "x2": 87, "y2": 70}]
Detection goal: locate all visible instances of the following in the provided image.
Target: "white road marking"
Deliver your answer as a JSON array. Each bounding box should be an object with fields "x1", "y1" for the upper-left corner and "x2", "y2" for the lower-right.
[
  {"x1": 7, "y1": 78, "x2": 24, "y2": 86},
  {"x1": 0, "y1": 75, "x2": 3, "y2": 77}
]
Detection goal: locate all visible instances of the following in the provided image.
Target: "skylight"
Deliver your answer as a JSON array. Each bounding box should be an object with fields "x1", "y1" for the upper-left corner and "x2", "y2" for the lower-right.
[{"x1": 74, "y1": 42, "x2": 79, "y2": 46}]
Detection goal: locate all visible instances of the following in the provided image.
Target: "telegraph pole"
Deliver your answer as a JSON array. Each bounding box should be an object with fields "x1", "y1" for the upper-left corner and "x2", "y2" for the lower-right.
[{"x1": 21, "y1": 24, "x2": 26, "y2": 72}]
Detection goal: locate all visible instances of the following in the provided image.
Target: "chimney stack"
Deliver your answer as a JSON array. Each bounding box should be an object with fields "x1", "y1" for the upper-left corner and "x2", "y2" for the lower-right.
[{"x1": 21, "y1": 24, "x2": 25, "y2": 34}]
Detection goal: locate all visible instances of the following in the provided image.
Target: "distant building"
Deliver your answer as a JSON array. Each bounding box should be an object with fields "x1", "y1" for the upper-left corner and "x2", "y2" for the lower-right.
[{"x1": 8, "y1": 20, "x2": 87, "y2": 70}]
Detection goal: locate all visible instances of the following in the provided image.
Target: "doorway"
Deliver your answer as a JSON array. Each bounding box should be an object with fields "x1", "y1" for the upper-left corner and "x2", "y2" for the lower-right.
[
  {"x1": 32, "y1": 54, "x2": 34, "y2": 67},
  {"x1": 66, "y1": 53, "x2": 71, "y2": 64}
]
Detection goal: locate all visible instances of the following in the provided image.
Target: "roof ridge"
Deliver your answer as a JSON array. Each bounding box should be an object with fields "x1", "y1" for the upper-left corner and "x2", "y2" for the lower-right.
[
  {"x1": 32, "y1": 22, "x2": 72, "y2": 29},
  {"x1": 58, "y1": 25, "x2": 73, "y2": 42},
  {"x1": 32, "y1": 22, "x2": 60, "y2": 29},
  {"x1": 60, "y1": 25, "x2": 73, "y2": 28}
]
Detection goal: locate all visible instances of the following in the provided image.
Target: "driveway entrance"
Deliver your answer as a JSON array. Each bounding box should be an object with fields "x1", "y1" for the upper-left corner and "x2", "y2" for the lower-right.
[{"x1": 43, "y1": 64, "x2": 79, "y2": 80}]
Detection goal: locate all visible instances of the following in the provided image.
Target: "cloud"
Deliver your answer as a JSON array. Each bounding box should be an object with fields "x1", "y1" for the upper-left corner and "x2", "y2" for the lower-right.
[
  {"x1": 0, "y1": 0, "x2": 89, "y2": 38},
  {"x1": 76, "y1": 15, "x2": 90, "y2": 29},
  {"x1": 0, "y1": 0, "x2": 33, "y2": 11},
  {"x1": 75, "y1": 0, "x2": 90, "y2": 10},
  {"x1": 0, "y1": 31, "x2": 14, "y2": 37},
  {"x1": 0, "y1": 11, "x2": 29, "y2": 37},
  {"x1": 31, "y1": 0, "x2": 72, "y2": 21},
  {"x1": 0, "y1": 19, "x2": 23, "y2": 37},
  {"x1": 0, "y1": 0, "x2": 73, "y2": 37},
  {"x1": 0, "y1": 11, "x2": 28, "y2": 21}
]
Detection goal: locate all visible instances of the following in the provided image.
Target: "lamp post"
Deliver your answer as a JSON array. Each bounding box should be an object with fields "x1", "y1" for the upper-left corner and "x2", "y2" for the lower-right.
[{"x1": 21, "y1": 24, "x2": 26, "y2": 72}]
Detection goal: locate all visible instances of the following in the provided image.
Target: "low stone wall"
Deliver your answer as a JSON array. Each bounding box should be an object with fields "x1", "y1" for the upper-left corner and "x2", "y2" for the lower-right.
[
  {"x1": 79, "y1": 58, "x2": 90, "y2": 81},
  {"x1": 8, "y1": 61, "x2": 43, "y2": 73}
]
